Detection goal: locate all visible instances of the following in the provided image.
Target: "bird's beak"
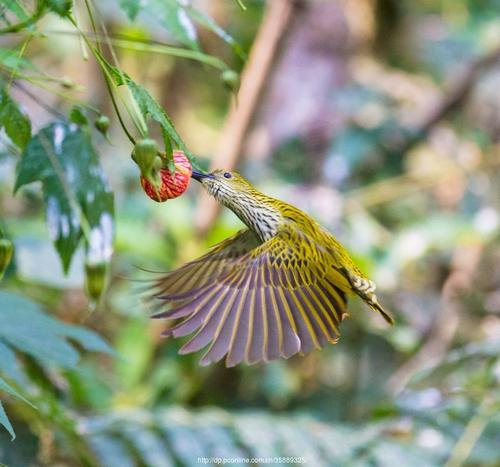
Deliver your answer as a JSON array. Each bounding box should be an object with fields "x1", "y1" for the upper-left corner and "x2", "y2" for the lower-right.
[{"x1": 191, "y1": 170, "x2": 214, "y2": 182}]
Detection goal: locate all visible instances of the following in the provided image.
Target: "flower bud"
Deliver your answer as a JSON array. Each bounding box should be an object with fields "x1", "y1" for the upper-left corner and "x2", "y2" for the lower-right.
[
  {"x1": 84, "y1": 260, "x2": 108, "y2": 302},
  {"x1": 94, "y1": 115, "x2": 110, "y2": 136},
  {"x1": 221, "y1": 69, "x2": 240, "y2": 93},
  {"x1": 132, "y1": 138, "x2": 160, "y2": 177}
]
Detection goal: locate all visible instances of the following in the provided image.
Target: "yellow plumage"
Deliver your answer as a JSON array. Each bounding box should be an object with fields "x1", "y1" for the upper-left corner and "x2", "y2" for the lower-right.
[{"x1": 151, "y1": 169, "x2": 393, "y2": 367}]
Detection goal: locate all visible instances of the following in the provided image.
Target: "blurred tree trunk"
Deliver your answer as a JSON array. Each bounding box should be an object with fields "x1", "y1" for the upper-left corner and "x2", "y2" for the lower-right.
[
  {"x1": 195, "y1": 0, "x2": 372, "y2": 236},
  {"x1": 249, "y1": 0, "x2": 350, "y2": 162}
]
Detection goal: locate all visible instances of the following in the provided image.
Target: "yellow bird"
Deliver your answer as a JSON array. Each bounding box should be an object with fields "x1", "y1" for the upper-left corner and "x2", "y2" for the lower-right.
[{"x1": 151, "y1": 169, "x2": 394, "y2": 367}]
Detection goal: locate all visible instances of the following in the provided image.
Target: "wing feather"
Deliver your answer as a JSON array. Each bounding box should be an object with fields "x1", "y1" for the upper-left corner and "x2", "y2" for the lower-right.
[
  {"x1": 178, "y1": 290, "x2": 232, "y2": 354},
  {"x1": 166, "y1": 286, "x2": 224, "y2": 338},
  {"x1": 246, "y1": 286, "x2": 265, "y2": 364},
  {"x1": 199, "y1": 287, "x2": 240, "y2": 365},
  {"x1": 266, "y1": 287, "x2": 284, "y2": 359},
  {"x1": 226, "y1": 268, "x2": 256, "y2": 367},
  {"x1": 275, "y1": 288, "x2": 301, "y2": 358},
  {"x1": 294, "y1": 288, "x2": 328, "y2": 348},
  {"x1": 151, "y1": 226, "x2": 349, "y2": 366},
  {"x1": 284, "y1": 289, "x2": 320, "y2": 353},
  {"x1": 151, "y1": 229, "x2": 259, "y2": 298},
  {"x1": 199, "y1": 268, "x2": 249, "y2": 365},
  {"x1": 305, "y1": 286, "x2": 340, "y2": 339}
]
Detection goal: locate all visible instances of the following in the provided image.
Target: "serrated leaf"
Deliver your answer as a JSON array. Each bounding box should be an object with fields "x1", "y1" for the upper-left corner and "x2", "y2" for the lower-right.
[
  {"x1": 161, "y1": 127, "x2": 173, "y2": 159},
  {"x1": 92, "y1": 49, "x2": 129, "y2": 86},
  {"x1": 0, "y1": 401, "x2": 15, "y2": 440},
  {"x1": 127, "y1": 80, "x2": 200, "y2": 169},
  {"x1": 0, "y1": 85, "x2": 31, "y2": 150},
  {"x1": 14, "y1": 122, "x2": 114, "y2": 272}
]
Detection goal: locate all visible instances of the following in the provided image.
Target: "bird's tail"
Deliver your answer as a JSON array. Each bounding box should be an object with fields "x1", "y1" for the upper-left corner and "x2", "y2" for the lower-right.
[
  {"x1": 368, "y1": 297, "x2": 394, "y2": 325},
  {"x1": 340, "y1": 267, "x2": 395, "y2": 325}
]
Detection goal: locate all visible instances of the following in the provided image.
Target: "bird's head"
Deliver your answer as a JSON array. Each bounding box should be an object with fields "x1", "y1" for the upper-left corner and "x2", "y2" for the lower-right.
[
  {"x1": 191, "y1": 169, "x2": 258, "y2": 204},
  {"x1": 191, "y1": 168, "x2": 282, "y2": 240}
]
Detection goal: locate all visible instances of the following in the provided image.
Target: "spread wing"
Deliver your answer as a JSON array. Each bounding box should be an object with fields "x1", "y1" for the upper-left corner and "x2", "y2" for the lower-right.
[{"x1": 150, "y1": 228, "x2": 348, "y2": 367}]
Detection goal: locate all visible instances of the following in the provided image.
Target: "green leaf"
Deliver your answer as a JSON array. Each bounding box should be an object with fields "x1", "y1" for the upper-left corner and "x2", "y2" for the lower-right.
[
  {"x1": 0, "y1": 376, "x2": 33, "y2": 407},
  {"x1": 2, "y1": 0, "x2": 29, "y2": 21},
  {"x1": 80, "y1": 408, "x2": 448, "y2": 467},
  {"x1": 0, "y1": 401, "x2": 15, "y2": 440},
  {"x1": 118, "y1": 0, "x2": 141, "y2": 21},
  {"x1": 59, "y1": 326, "x2": 114, "y2": 355},
  {"x1": 0, "y1": 47, "x2": 36, "y2": 73},
  {"x1": 46, "y1": 0, "x2": 72, "y2": 17},
  {"x1": 0, "y1": 292, "x2": 112, "y2": 443},
  {"x1": 0, "y1": 84, "x2": 32, "y2": 150},
  {"x1": 120, "y1": 422, "x2": 176, "y2": 467},
  {"x1": 149, "y1": 0, "x2": 198, "y2": 49},
  {"x1": 69, "y1": 106, "x2": 88, "y2": 126},
  {"x1": 118, "y1": 0, "x2": 198, "y2": 49},
  {"x1": 0, "y1": 341, "x2": 25, "y2": 385},
  {"x1": 14, "y1": 122, "x2": 114, "y2": 273},
  {"x1": 127, "y1": 80, "x2": 200, "y2": 169},
  {"x1": 187, "y1": 6, "x2": 246, "y2": 59},
  {"x1": 87, "y1": 433, "x2": 136, "y2": 467},
  {"x1": 161, "y1": 127, "x2": 173, "y2": 159},
  {"x1": 91, "y1": 49, "x2": 129, "y2": 86},
  {"x1": 0, "y1": 292, "x2": 112, "y2": 368}
]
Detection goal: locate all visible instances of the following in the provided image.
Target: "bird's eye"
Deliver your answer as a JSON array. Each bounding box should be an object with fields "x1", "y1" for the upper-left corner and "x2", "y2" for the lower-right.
[{"x1": 223, "y1": 172, "x2": 232, "y2": 179}]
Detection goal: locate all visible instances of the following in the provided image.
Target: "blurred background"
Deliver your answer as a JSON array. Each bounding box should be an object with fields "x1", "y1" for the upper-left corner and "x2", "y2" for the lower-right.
[{"x1": 0, "y1": 0, "x2": 499, "y2": 465}]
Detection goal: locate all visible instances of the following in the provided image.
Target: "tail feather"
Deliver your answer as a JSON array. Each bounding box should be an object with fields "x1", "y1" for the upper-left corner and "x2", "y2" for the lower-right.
[
  {"x1": 340, "y1": 267, "x2": 394, "y2": 325},
  {"x1": 367, "y1": 297, "x2": 394, "y2": 325}
]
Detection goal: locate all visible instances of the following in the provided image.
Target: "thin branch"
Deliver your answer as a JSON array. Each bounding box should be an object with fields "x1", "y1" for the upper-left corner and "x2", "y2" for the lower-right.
[
  {"x1": 193, "y1": 0, "x2": 296, "y2": 237},
  {"x1": 43, "y1": 30, "x2": 229, "y2": 70},
  {"x1": 0, "y1": 0, "x2": 45, "y2": 34}
]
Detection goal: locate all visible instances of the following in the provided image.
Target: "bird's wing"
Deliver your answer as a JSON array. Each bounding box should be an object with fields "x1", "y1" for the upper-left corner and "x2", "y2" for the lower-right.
[
  {"x1": 150, "y1": 229, "x2": 261, "y2": 300},
  {"x1": 152, "y1": 227, "x2": 348, "y2": 367}
]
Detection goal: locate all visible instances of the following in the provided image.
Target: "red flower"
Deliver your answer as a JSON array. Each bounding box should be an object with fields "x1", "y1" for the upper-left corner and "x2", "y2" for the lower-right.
[{"x1": 141, "y1": 150, "x2": 192, "y2": 202}]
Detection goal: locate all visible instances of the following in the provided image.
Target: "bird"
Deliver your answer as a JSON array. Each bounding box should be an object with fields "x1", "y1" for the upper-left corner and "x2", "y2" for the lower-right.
[{"x1": 149, "y1": 169, "x2": 394, "y2": 367}]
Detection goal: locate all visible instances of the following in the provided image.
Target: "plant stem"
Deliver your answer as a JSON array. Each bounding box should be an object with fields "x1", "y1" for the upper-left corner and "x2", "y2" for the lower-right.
[
  {"x1": 67, "y1": 13, "x2": 139, "y2": 144},
  {"x1": 42, "y1": 30, "x2": 230, "y2": 71},
  {"x1": 235, "y1": 0, "x2": 247, "y2": 11},
  {"x1": 0, "y1": 0, "x2": 45, "y2": 34}
]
